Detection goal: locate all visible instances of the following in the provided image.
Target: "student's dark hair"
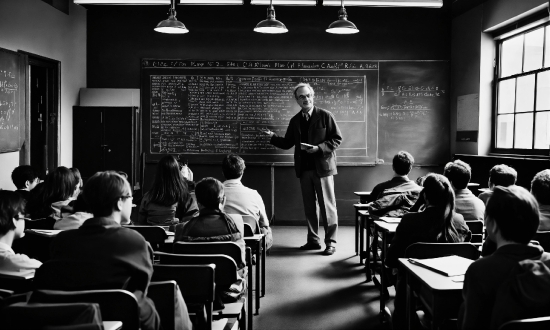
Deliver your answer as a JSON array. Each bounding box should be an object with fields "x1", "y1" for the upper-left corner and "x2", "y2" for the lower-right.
[
  {"x1": 148, "y1": 155, "x2": 189, "y2": 206},
  {"x1": 195, "y1": 177, "x2": 224, "y2": 210},
  {"x1": 443, "y1": 160, "x2": 471, "y2": 190},
  {"x1": 11, "y1": 165, "x2": 39, "y2": 190},
  {"x1": 485, "y1": 185, "x2": 539, "y2": 244},
  {"x1": 531, "y1": 169, "x2": 550, "y2": 206},
  {"x1": 0, "y1": 191, "x2": 26, "y2": 236},
  {"x1": 71, "y1": 168, "x2": 82, "y2": 186},
  {"x1": 489, "y1": 164, "x2": 517, "y2": 187},
  {"x1": 222, "y1": 154, "x2": 246, "y2": 180},
  {"x1": 423, "y1": 173, "x2": 461, "y2": 242},
  {"x1": 42, "y1": 166, "x2": 78, "y2": 205},
  {"x1": 392, "y1": 151, "x2": 414, "y2": 176},
  {"x1": 83, "y1": 171, "x2": 130, "y2": 217}
]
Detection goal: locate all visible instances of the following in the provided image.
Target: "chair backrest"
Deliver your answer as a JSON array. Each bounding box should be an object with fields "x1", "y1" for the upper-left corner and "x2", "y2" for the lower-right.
[
  {"x1": 147, "y1": 281, "x2": 177, "y2": 330},
  {"x1": 0, "y1": 302, "x2": 103, "y2": 330},
  {"x1": 533, "y1": 231, "x2": 550, "y2": 252},
  {"x1": 152, "y1": 265, "x2": 215, "y2": 330},
  {"x1": 465, "y1": 220, "x2": 484, "y2": 243},
  {"x1": 156, "y1": 252, "x2": 237, "y2": 289},
  {"x1": 25, "y1": 217, "x2": 56, "y2": 230},
  {"x1": 29, "y1": 289, "x2": 140, "y2": 330},
  {"x1": 405, "y1": 242, "x2": 481, "y2": 260},
  {"x1": 227, "y1": 213, "x2": 245, "y2": 236},
  {"x1": 124, "y1": 225, "x2": 168, "y2": 244},
  {"x1": 242, "y1": 215, "x2": 260, "y2": 236},
  {"x1": 173, "y1": 241, "x2": 244, "y2": 268},
  {"x1": 499, "y1": 316, "x2": 550, "y2": 330}
]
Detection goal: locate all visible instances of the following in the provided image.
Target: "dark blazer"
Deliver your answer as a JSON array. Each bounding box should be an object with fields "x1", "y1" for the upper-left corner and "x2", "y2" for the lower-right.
[
  {"x1": 270, "y1": 106, "x2": 342, "y2": 178},
  {"x1": 386, "y1": 207, "x2": 471, "y2": 268},
  {"x1": 34, "y1": 217, "x2": 160, "y2": 330}
]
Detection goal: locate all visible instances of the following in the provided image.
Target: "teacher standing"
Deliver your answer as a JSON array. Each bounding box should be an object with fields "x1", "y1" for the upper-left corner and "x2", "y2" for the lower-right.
[{"x1": 261, "y1": 83, "x2": 343, "y2": 255}]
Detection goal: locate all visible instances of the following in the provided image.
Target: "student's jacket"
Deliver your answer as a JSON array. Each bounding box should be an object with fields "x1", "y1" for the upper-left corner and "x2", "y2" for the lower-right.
[
  {"x1": 367, "y1": 181, "x2": 422, "y2": 217},
  {"x1": 270, "y1": 106, "x2": 342, "y2": 178}
]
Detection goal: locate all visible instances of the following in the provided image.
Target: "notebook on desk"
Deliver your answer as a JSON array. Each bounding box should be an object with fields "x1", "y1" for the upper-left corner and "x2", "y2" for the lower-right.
[{"x1": 407, "y1": 255, "x2": 474, "y2": 277}]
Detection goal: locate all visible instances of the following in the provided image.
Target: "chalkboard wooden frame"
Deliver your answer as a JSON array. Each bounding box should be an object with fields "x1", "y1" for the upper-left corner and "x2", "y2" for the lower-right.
[
  {"x1": 0, "y1": 47, "x2": 26, "y2": 153},
  {"x1": 140, "y1": 59, "x2": 449, "y2": 166}
]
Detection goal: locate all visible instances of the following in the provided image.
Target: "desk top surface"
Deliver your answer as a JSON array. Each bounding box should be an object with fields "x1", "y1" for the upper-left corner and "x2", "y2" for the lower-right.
[
  {"x1": 354, "y1": 191, "x2": 372, "y2": 196},
  {"x1": 398, "y1": 258, "x2": 464, "y2": 291},
  {"x1": 373, "y1": 221, "x2": 399, "y2": 232}
]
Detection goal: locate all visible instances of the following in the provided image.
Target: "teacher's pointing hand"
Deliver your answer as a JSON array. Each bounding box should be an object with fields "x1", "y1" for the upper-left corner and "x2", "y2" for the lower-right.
[{"x1": 260, "y1": 128, "x2": 274, "y2": 137}]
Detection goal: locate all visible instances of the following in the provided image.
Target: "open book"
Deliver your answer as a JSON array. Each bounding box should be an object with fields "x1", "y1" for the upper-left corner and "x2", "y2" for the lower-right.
[{"x1": 408, "y1": 255, "x2": 474, "y2": 277}]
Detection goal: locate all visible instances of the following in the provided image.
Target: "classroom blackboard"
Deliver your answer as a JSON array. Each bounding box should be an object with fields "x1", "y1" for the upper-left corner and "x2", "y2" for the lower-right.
[
  {"x1": 0, "y1": 47, "x2": 25, "y2": 153},
  {"x1": 141, "y1": 60, "x2": 449, "y2": 165}
]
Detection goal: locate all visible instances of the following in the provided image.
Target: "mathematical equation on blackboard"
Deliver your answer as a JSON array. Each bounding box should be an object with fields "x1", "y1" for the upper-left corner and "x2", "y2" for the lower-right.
[
  {"x1": 379, "y1": 85, "x2": 445, "y2": 121},
  {"x1": 149, "y1": 75, "x2": 366, "y2": 154},
  {"x1": 0, "y1": 69, "x2": 19, "y2": 131}
]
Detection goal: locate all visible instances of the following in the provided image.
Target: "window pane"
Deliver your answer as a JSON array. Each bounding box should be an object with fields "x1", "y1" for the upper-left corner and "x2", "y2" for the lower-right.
[
  {"x1": 514, "y1": 112, "x2": 534, "y2": 148},
  {"x1": 501, "y1": 35, "x2": 524, "y2": 77},
  {"x1": 497, "y1": 114, "x2": 514, "y2": 148},
  {"x1": 537, "y1": 71, "x2": 550, "y2": 110},
  {"x1": 534, "y1": 112, "x2": 550, "y2": 149},
  {"x1": 546, "y1": 26, "x2": 550, "y2": 68},
  {"x1": 498, "y1": 79, "x2": 516, "y2": 114},
  {"x1": 524, "y1": 28, "x2": 544, "y2": 71},
  {"x1": 515, "y1": 75, "x2": 535, "y2": 113}
]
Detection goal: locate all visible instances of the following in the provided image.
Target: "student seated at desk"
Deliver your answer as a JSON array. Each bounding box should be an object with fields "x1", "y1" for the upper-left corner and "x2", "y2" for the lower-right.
[
  {"x1": 53, "y1": 194, "x2": 93, "y2": 230},
  {"x1": 366, "y1": 151, "x2": 422, "y2": 217},
  {"x1": 34, "y1": 171, "x2": 166, "y2": 330},
  {"x1": 531, "y1": 169, "x2": 550, "y2": 231},
  {"x1": 443, "y1": 160, "x2": 485, "y2": 221},
  {"x1": 459, "y1": 186, "x2": 550, "y2": 330},
  {"x1": 386, "y1": 174, "x2": 471, "y2": 329},
  {"x1": 138, "y1": 155, "x2": 198, "y2": 226},
  {"x1": 11, "y1": 165, "x2": 40, "y2": 202},
  {"x1": 478, "y1": 164, "x2": 517, "y2": 205},
  {"x1": 0, "y1": 191, "x2": 42, "y2": 273}
]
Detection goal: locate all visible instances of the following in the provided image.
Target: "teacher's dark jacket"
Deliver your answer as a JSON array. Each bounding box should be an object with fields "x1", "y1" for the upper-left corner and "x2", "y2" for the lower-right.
[{"x1": 270, "y1": 106, "x2": 342, "y2": 178}]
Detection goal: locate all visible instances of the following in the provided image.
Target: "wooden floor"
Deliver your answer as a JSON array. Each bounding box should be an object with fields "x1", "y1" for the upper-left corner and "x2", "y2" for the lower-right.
[{"x1": 252, "y1": 226, "x2": 393, "y2": 330}]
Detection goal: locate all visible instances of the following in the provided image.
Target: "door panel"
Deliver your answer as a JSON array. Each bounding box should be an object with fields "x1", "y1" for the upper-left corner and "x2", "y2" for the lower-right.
[
  {"x1": 73, "y1": 107, "x2": 103, "y2": 181},
  {"x1": 104, "y1": 107, "x2": 134, "y2": 184},
  {"x1": 30, "y1": 66, "x2": 48, "y2": 177}
]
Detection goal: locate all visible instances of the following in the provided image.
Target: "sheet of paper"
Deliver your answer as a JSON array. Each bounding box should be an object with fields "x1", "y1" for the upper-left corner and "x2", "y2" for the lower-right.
[{"x1": 408, "y1": 255, "x2": 474, "y2": 277}]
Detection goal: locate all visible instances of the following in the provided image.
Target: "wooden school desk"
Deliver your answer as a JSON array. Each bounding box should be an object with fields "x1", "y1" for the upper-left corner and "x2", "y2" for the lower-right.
[
  {"x1": 397, "y1": 258, "x2": 464, "y2": 330},
  {"x1": 353, "y1": 192, "x2": 371, "y2": 259},
  {"x1": 244, "y1": 234, "x2": 266, "y2": 315},
  {"x1": 372, "y1": 220, "x2": 399, "y2": 321}
]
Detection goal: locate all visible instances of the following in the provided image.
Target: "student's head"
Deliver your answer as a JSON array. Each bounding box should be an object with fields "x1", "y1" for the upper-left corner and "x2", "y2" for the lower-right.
[
  {"x1": 149, "y1": 155, "x2": 189, "y2": 206},
  {"x1": 195, "y1": 177, "x2": 224, "y2": 210},
  {"x1": 222, "y1": 154, "x2": 246, "y2": 180},
  {"x1": 531, "y1": 169, "x2": 550, "y2": 206},
  {"x1": 422, "y1": 173, "x2": 461, "y2": 242},
  {"x1": 70, "y1": 168, "x2": 83, "y2": 197},
  {"x1": 485, "y1": 185, "x2": 539, "y2": 245},
  {"x1": 43, "y1": 166, "x2": 79, "y2": 204},
  {"x1": 443, "y1": 160, "x2": 471, "y2": 190},
  {"x1": 0, "y1": 191, "x2": 27, "y2": 240},
  {"x1": 11, "y1": 165, "x2": 40, "y2": 191},
  {"x1": 392, "y1": 151, "x2": 414, "y2": 176},
  {"x1": 83, "y1": 171, "x2": 132, "y2": 221},
  {"x1": 489, "y1": 164, "x2": 517, "y2": 189}
]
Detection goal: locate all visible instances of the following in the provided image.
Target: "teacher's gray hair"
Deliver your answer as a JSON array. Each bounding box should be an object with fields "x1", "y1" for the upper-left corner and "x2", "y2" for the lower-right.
[{"x1": 293, "y1": 83, "x2": 315, "y2": 99}]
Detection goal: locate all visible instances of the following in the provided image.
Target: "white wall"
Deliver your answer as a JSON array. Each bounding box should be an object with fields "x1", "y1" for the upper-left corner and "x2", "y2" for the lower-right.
[{"x1": 0, "y1": 0, "x2": 86, "y2": 190}]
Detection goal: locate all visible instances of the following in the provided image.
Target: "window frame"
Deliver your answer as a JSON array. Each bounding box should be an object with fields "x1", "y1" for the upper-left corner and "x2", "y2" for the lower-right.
[{"x1": 492, "y1": 20, "x2": 550, "y2": 156}]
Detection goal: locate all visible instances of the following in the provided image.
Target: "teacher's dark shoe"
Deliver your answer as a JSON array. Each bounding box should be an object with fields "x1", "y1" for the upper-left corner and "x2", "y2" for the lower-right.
[
  {"x1": 323, "y1": 246, "x2": 336, "y2": 255},
  {"x1": 299, "y1": 242, "x2": 322, "y2": 250}
]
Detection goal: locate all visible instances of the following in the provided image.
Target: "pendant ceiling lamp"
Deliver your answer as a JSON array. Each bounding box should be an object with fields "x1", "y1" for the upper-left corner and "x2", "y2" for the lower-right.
[
  {"x1": 254, "y1": 0, "x2": 288, "y2": 34},
  {"x1": 154, "y1": 0, "x2": 189, "y2": 34},
  {"x1": 326, "y1": 0, "x2": 359, "y2": 34}
]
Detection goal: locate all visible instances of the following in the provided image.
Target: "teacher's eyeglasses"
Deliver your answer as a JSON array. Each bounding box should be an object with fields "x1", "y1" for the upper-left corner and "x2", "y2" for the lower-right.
[{"x1": 297, "y1": 94, "x2": 312, "y2": 100}]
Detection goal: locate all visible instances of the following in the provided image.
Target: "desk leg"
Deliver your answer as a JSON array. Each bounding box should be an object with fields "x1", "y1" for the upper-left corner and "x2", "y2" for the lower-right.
[
  {"x1": 406, "y1": 275, "x2": 412, "y2": 330},
  {"x1": 355, "y1": 209, "x2": 359, "y2": 256},
  {"x1": 256, "y1": 243, "x2": 261, "y2": 315},
  {"x1": 261, "y1": 236, "x2": 266, "y2": 298},
  {"x1": 365, "y1": 216, "x2": 372, "y2": 282},
  {"x1": 380, "y1": 230, "x2": 386, "y2": 318},
  {"x1": 359, "y1": 214, "x2": 365, "y2": 265}
]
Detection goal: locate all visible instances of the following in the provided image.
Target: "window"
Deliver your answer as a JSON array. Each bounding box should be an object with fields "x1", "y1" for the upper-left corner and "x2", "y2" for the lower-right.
[{"x1": 495, "y1": 23, "x2": 550, "y2": 154}]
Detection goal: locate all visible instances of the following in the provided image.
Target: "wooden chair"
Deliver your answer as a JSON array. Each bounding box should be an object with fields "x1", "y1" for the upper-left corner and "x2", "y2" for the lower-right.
[
  {"x1": 124, "y1": 225, "x2": 168, "y2": 250},
  {"x1": 148, "y1": 280, "x2": 198, "y2": 330},
  {"x1": 533, "y1": 231, "x2": 550, "y2": 252},
  {"x1": 0, "y1": 301, "x2": 104, "y2": 330},
  {"x1": 465, "y1": 220, "x2": 484, "y2": 244},
  {"x1": 405, "y1": 242, "x2": 481, "y2": 260},
  {"x1": 29, "y1": 289, "x2": 140, "y2": 330},
  {"x1": 151, "y1": 265, "x2": 219, "y2": 330},
  {"x1": 241, "y1": 215, "x2": 260, "y2": 237},
  {"x1": 499, "y1": 316, "x2": 550, "y2": 330},
  {"x1": 155, "y1": 252, "x2": 249, "y2": 330}
]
